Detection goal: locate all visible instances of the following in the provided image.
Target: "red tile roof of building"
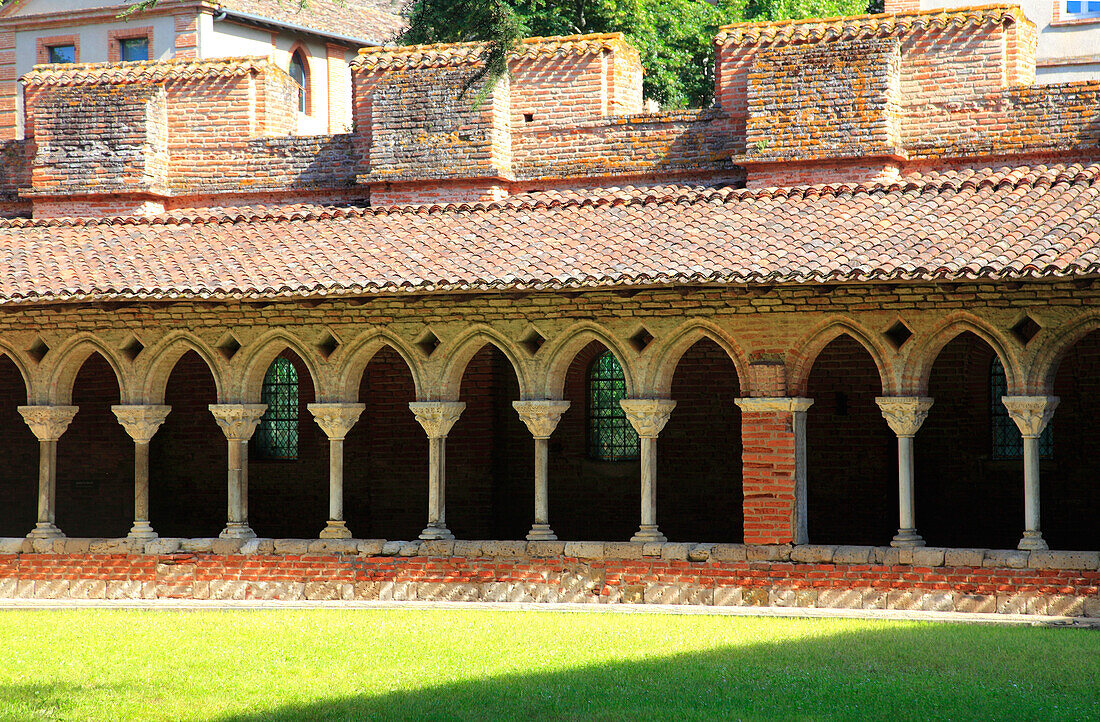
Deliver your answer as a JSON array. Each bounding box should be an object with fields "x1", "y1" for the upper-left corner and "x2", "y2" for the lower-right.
[
  {"x1": 219, "y1": 0, "x2": 406, "y2": 44},
  {"x1": 22, "y1": 57, "x2": 278, "y2": 86},
  {"x1": 0, "y1": 163, "x2": 1096, "y2": 305},
  {"x1": 354, "y1": 33, "x2": 640, "y2": 71},
  {"x1": 715, "y1": 5, "x2": 1028, "y2": 45}
]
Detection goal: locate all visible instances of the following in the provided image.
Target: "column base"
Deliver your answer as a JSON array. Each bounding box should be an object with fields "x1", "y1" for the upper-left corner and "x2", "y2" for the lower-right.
[
  {"x1": 419, "y1": 524, "x2": 455, "y2": 541},
  {"x1": 630, "y1": 525, "x2": 667, "y2": 543},
  {"x1": 320, "y1": 520, "x2": 353, "y2": 539},
  {"x1": 27, "y1": 522, "x2": 64, "y2": 540},
  {"x1": 1017, "y1": 530, "x2": 1048, "y2": 551},
  {"x1": 127, "y1": 521, "x2": 158, "y2": 541},
  {"x1": 526, "y1": 524, "x2": 557, "y2": 541},
  {"x1": 219, "y1": 523, "x2": 256, "y2": 540},
  {"x1": 890, "y1": 529, "x2": 926, "y2": 548}
]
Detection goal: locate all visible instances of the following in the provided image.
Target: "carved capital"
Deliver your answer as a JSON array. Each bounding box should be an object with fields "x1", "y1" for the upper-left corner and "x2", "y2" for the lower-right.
[
  {"x1": 619, "y1": 399, "x2": 676, "y2": 438},
  {"x1": 734, "y1": 397, "x2": 814, "y2": 414},
  {"x1": 512, "y1": 400, "x2": 570, "y2": 439},
  {"x1": 408, "y1": 401, "x2": 466, "y2": 439},
  {"x1": 875, "y1": 397, "x2": 933, "y2": 438},
  {"x1": 308, "y1": 402, "x2": 366, "y2": 440},
  {"x1": 1002, "y1": 396, "x2": 1059, "y2": 438},
  {"x1": 18, "y1": 406, "x2": 78, "y2": 442},
  {"x1": 111, "y1": 405, "x2": 171, "y2": 444},
  {"x1": 208, "y1": 404, "x2": 267, "y2": 441}
]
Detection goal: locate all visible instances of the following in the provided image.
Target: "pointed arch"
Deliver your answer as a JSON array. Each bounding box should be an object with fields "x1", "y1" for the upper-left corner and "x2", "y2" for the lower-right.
[
  {"x1": 788, "y1": 318, "x2": 892, "y2": 397},
  {"x1": 540, "y1": 322, "x2": 638, "y2": 400},
  {"x1": 906, "y1": 314, "x2": 1020, "y2": 395},
  {"x1": 649, "y1": 320, "x2": 749, "y2": 397},
  {"x1": 335, "y1": 329, "x2": 425, "y2": 401},
  {"x1": 140, "y1": 332, "x2": 225, "y2": 404},
  {"x1": 0, "y1": 339, "x2": 32, "y2": 403},
  {"x1": 1028, "y1": 310, "x2": 1100, "y2": 393},
  {"x1": 236, "y1": 330, "x2": 324, "y2": 403},
  {"x1": 47, "y1": 335, "x2": 127, "y2": 404},
  {"x1": 437, "y1": 325, "x2": 531, "y2": 400}
]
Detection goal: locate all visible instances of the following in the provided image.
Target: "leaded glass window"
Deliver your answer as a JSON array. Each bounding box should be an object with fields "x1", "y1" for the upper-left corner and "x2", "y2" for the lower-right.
[
  {"x1": 991, "y1": 356, "x2": 1052, "y2": 460},
  {"x1": 256, "y1": 357, "x2": 298, "y2": 460},
  {"x1": 587, "y1": 351, "x2": 639, "y2": 461},
  {"x1": 289, "y1": 51, "x2": 307, "y2": 113}
]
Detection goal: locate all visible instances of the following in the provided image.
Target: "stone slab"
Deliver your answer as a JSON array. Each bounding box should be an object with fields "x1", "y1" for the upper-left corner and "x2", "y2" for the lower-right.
[
  {"x1": 709, "y1": 544, "x2": 748, "y2": 562},
  {"x1": 832, "y1": 546, "x2": 872, "y2": 564},
  {"x1": 1027, "y1": 551, "x2": 1100, "y2": 571},
  {"x1": 944, "y1": 548, "x2": 985, "y2": 568},
  {"x1": 790, "y1": 545, "x2": 835, "y2": 563},
  {"x1": 818, "y1": 588, "x2": 861, "y2": 609},
  {"x1": 714, "y1": 587, "x2": 742, "y2": 607}
]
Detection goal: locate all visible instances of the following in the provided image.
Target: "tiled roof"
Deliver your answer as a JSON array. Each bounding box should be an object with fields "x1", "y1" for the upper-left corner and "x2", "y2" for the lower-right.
[
  {"x1": 22, "y1": 57, "x2": 277, "y2": 87},
  {"x1": 715, "y1": 5, "x2": 1027, "y2": 45},
  {"x1": 354, "y1": 33, "x2": 638, "y2": 71},
  {"x1": 0, "y1": 163, "x2": 1097, "y2": 305},
  {"x1": 219, "y1": 0, "x2": 406, "y2": 44}
]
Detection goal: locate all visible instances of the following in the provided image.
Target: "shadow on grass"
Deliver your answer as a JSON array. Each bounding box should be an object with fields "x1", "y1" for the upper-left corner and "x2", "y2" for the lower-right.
[
  {"x1": 0, "y1": 682, "x2": 138, "y2": 719},
  {"x1": 215, "y1": 622, "x2": 1099, "y2": 722}
]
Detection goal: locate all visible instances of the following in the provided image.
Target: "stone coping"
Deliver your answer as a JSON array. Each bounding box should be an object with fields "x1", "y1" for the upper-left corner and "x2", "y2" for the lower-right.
[{"x1": 1, "y1": 538, "x2": 1097, "y2": 571}]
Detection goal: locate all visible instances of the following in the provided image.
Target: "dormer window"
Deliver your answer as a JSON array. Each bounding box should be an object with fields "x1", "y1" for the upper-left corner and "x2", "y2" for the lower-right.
[
  {"x1": 47, "y1": 45, "x2": 76, "y2": 64},
  {"x1": 119, "y1": 37, "x2": 149, "y2": 62},
  {"x1": 1065, "y1": 0, "x2": 1100, "y2": 16},
  {"x1": 289, "y1": 51, "x2": 307, "y2": 113}
]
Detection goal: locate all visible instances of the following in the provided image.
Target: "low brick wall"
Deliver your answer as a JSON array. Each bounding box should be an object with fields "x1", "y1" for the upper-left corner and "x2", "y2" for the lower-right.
[{"x1": 1, "y1": 539, "x2": 1097, "y2": 616}]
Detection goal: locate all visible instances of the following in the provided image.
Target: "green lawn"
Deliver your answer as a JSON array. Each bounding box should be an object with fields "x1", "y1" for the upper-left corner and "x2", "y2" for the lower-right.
[{"x1": 0, "y1": 609, "x2": 1096, "y2": 721}]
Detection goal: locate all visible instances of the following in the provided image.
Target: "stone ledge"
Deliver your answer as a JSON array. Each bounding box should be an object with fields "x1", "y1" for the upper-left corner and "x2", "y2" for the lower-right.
[{"x1": 0, "y1": 538, "x2": 1096, "y2": 572}]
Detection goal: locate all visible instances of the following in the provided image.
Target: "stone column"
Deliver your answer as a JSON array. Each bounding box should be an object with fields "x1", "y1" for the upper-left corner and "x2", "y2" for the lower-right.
[
  {"x1": 875, "y1": 397, "x2": 933, "y2": 548},
  {"x1": 1003, "y1": 395, "x2": 1059, "y2": 552},
  {"x1": 620, "y1": 399, "x2": 677, "y2": 543},
  {"x1": 111, "y1": 405, "x2": 172, "y2": 540},
  {"x1": 409, "y1": 401, "x2": 465, "y2": 541},
  {"x1": 17, "y1": 405, "x2": 79, "y2": 539},
  {"x1": 512, "y1": 400, "x2": 570, "y2": 541},
  {"x1": 734, "y1": 397, "x2": 814, "y2": 545},
  {"x1": 209, "y1": 404, "x2": 267, "y2": 540},
  {"x1": 308, "y1": 402, "x2": 366, "y2": 539}
]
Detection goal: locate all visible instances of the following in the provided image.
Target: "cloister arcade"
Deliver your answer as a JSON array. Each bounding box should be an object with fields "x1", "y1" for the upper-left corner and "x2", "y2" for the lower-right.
[{"x1": 0, "y1": 307, "x2": 1097, "y2": 553}]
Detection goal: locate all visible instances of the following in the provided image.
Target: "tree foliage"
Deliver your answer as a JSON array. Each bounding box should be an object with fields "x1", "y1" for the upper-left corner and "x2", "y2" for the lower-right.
[{"x1": 402, "y1": 0, "x2": 871, "y2": 109}]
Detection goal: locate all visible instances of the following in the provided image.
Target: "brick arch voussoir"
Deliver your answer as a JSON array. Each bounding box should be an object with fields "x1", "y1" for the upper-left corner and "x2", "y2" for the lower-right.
[
  {"x1": 437, "y1": 326, "x2": 532, "y2": 401},
  {"x1": 788, "y1": 318, "x2": 894, "y2": 397},
  {"x1": 539, "y1": 322, "x2": 638, "y2": 400},
  {"x1": 335, "y1": 330, "x2": 425, "y2": 401},
  {"x1": 906, "y1": 314, "x2": 1022, "y2": 396},
  {"x1": 234, "y1": 331, "x2": 326, "y2": 404},
  {"x1": 648, "y1": 320, "x2": 748, "y2": 398},
  {"x1": 139, "y1": 332, "x2": 226, "y2": 405},
  {"x1": 46, "y1": 334, "x2": 130, "y2": 405},
  {"x1": 1028, "y1": 310, "x2": 1100, "y2": 393}
]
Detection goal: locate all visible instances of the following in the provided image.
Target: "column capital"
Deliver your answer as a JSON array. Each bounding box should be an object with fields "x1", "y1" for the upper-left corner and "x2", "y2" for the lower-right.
[
  {"x1": 734, "y1": 397, "x2": 814, "y2": 414},
  {"x1": 208, "y1": 404, "x2": 267, "y2": 441},
  {"x1": 18, "y1": 405, "x2": 78, "y2": 442},
  {"x1": 512, "y1": 400, "x2": 570, "y2": 439},
  {"x1": 409, "y1": 401, "x2": 465, "y2": 439},
  {"x1": 1002, "y1": 396, "x2": 1059, "y2": 438},
  {"x1": 875, "y1": 397, "x2": 933, "y2": 438},
  {"x1": 619, "y1": 399, "x2": 676, "y2": 438},
  {"x1": 111, "y1": 405, "x2": 171, "y2": 443},
  {"x1": 308, "y1": 402, "x2": 365, "y2": 440}
]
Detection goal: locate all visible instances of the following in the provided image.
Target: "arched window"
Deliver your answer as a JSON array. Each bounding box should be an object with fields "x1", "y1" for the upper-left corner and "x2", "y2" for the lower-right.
[
  {"x1": 256, "y1": 357, "x2": 298, "y2": 459},
  {"x1": 587, "y1": 351, "x2": 639, "y2": 461},
  {"x1": 991, "y1": 356, "x2": 1052, "y2": 459},
  {"x1": 289, "y1": 50, "x2": 307, "y2": 114}
]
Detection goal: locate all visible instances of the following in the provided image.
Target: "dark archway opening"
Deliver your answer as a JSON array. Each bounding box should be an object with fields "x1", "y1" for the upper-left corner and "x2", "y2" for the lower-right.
[
  {"x1": 919, "y1": 332, "x2": 1019, "y2": 549},
  {"x1": 448, "y1": 345, "x2": 530, "y2": 540},
  {"x1": 0, "y1": 356, "x2": 35, "y2": 536},
  {"x1": 344, "y1": 346, "x2": 426, "y2": 540},
  {"x1": 659, "y1": 339, "x2": 743, "y2": 543},
  {"x1": 57, "y1": 354, "x2": 130, "y2": 537},
  {"x1": 150, "y1": 351, "x2": 225, "y2": 537},
  {"x1": 806, "y1": 335, "x2": 895, "y2": 545}
]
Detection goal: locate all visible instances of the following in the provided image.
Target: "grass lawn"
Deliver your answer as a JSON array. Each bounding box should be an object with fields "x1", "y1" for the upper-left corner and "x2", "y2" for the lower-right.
[{"x1": 0, "y1": 609, "x2": 1096, "y2": 721}]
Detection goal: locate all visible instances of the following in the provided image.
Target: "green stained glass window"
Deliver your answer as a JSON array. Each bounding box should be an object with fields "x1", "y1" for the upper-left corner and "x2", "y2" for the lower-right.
[
  {"x1": 587, "y1": 351, "x2": 639, "y2": 461},
  {"x1": 991, "y1": 356, "x2": 1052, "y2": 460},
  {"x1": 256, "y1": 357, "x2": 298, "y2": 460}
]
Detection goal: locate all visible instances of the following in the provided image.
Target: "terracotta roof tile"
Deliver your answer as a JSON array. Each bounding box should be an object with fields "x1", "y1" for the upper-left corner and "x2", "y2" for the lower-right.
[
  {"x1": 22, "y1": 57, "x2": 278, "y2": 86},
  {"x1": 354, "y1": 32, "x2": 639, "y2": 71},
  {"x1": 0, "y1": 164, "x2": 1097, "y2": 305},
  {"x1": 219, "y1": 0, "x2": 406, "y2": 44},
  {"x1": 715, "y1": 5, "x2": 1027, "y2": 45}
]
